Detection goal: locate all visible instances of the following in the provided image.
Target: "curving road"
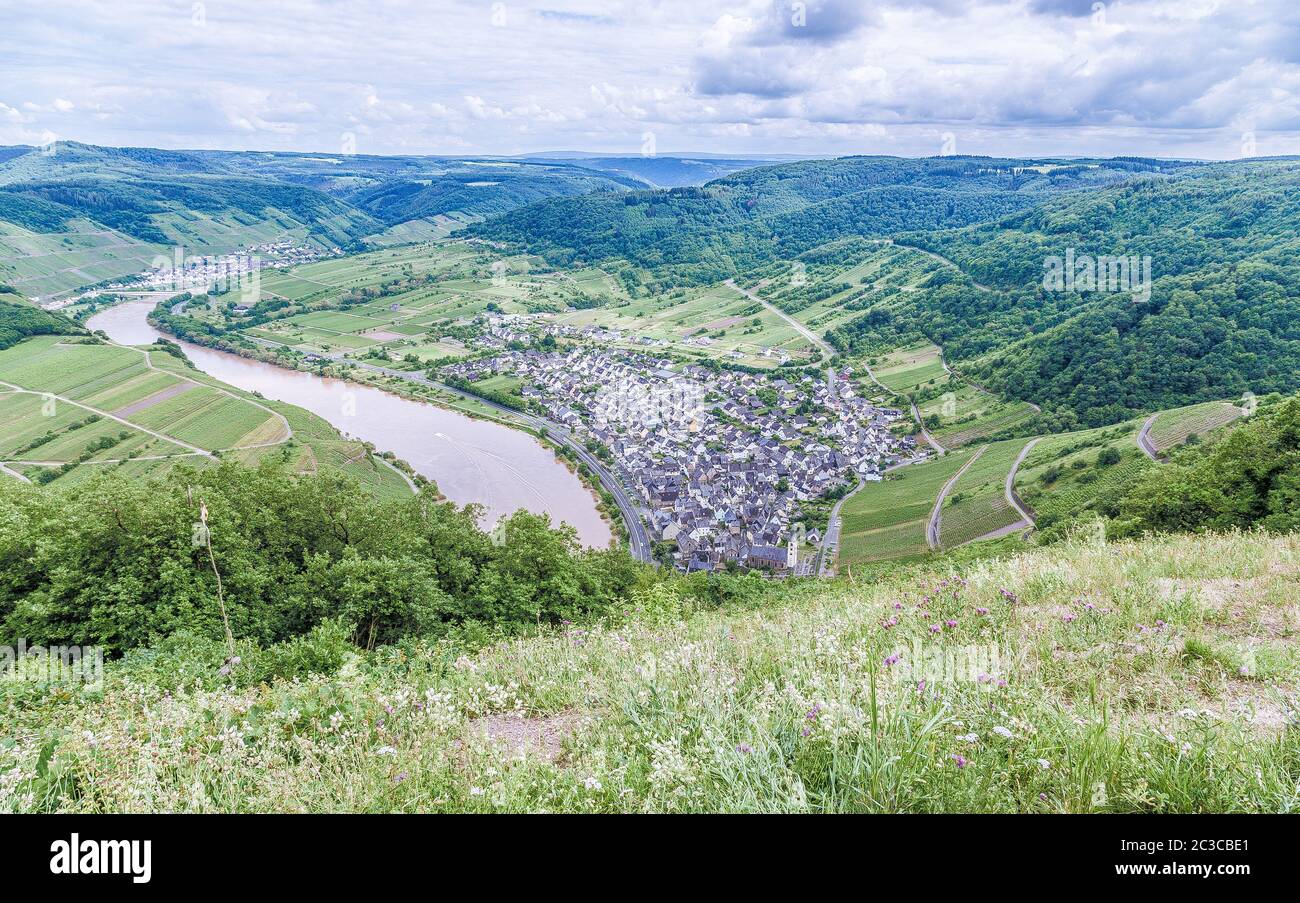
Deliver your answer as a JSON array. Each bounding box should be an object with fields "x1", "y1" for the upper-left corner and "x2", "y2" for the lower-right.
[
  {"x1": 817, "y1": 477, "x2": 864, "y2": 576},
  {"x1": 926, "y1": 446, "x2": 985, "y2": 550},
  {"x1": 1003, "y1": 437, "x2": 1040, "y2": 527},
  {"x1": 1136, "y1": 414, "x2": 1160, "y2": 461}
]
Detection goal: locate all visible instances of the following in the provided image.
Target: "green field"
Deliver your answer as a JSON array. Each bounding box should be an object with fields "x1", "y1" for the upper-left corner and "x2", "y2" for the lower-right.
[
  {"x1": 1147, "y1": 400, "x2": 1244, "y2": 453},
  {"x1": 0, "y1": 335, "x2": 410, "y2": 497},
  {"x1": 870, "y1": 342, "x2": 948, "y2": 394},
  {"x1": 937, "y1": 438, "x2": 1030, "y2": 547},
  {"x1": 838, "y1": 449, "x2": 974, "y2": 565}
]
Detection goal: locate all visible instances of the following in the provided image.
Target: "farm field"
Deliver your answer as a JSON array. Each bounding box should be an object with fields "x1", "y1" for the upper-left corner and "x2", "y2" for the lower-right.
[
  {"x1": 1013, "y1": 416, "x2": 1152, "y2": 526},
  {"x1": 556, "y1": 279, "x2": 816, "y2": 368},
  {"x1": 937, "y1": 438, "x2": 1031, "y2": 548},
  {"x1": 1147, "y1": 400, "x2": 1244, "y2": 453},
  {"x1": 837, "y1": 449, "x2": 972, "y2": 566},
  {"x1": 0, "y1": 336, "x2": 410, "y2": 497},
  {"x1": 225, "y1": 241, "x2": 622, "y2": 361},
  {"x1": 868, "y1": 342, "x2": 947, "y2": 394}
]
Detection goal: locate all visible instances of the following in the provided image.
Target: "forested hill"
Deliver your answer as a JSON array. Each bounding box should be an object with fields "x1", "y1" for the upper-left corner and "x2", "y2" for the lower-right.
[
  {"x1": 845, "y1": 161, "x2": 1300, "y2": 427},
  {"x1": 467, "y1": 155, "x2": 1189, "y2": 285},
  {"x1": 0, "y1": 290, "x2": 82, "y2": 350}
]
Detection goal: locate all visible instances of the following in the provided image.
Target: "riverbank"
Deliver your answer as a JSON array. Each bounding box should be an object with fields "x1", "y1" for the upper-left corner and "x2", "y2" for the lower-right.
[{"x1": 87, "y1": 300, "x2": 616, "y2": 549}]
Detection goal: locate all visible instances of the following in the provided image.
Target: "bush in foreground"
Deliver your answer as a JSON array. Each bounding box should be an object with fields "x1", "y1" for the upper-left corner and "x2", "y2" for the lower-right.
[{"x1": 2, "y1": 529, "x2": 1296, "y2": 813}]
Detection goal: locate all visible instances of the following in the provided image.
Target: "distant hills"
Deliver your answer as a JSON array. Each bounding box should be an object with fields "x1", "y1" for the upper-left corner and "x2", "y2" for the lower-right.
[
  {"x1": 0, "y1": 142, "x2": 648, "y2": 298},
  {"x1": 470, "y1": 154, "x2": 1300, "y2": 428}
]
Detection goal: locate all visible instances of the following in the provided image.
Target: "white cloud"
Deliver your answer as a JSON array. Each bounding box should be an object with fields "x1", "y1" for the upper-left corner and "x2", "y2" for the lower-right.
[{"x1": 0, "y1": 0, "x2": 1295, "y2": 157}]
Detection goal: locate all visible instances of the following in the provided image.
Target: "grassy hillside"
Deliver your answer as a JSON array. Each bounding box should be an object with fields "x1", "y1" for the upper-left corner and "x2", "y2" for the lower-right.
[{"x1": 4, "y1": 528, "x2": 1295, "y2": 813}]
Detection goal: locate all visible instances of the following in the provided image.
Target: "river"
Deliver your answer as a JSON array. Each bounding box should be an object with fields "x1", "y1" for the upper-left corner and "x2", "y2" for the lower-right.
[{"x1": 86, "y1": 300, "x2": 613, "y2": 548}]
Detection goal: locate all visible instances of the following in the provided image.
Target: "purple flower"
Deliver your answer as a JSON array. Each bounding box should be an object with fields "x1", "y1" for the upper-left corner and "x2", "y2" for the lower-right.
[
  {"x1": 951, "y1": 754, "x2": 968, "y2": 768},
  {"x1": 736, "y1": 743, "x2": 753, "y2": 755},
  {"x1": 929, "y1": 624, "x2": 941, "y2": 634},
  {"x1": 883, "y1": 654, "x2": 901, "y2": 667},
  {"x1": 806, "y1": 703, "x2": 822, "y2": 721},
  {"x1": 945, "y1": 619, "x2": 958, "y2": 629}
]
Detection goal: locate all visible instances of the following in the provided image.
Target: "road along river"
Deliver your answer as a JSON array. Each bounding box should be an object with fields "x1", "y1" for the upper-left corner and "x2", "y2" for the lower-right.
[{"x1": 87, "y1": 301, "x2": 613, "y2": 549}]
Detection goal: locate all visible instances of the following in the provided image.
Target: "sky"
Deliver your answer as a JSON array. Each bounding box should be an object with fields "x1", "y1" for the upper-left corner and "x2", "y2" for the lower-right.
[{"x1": 1, "y1": 0, "x2": 1298, "y2": 160}]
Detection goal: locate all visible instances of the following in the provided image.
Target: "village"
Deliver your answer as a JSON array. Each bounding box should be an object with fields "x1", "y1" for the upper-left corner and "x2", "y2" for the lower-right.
[{"x1": 442, "y1": 341, "x2": 919, "y2": 574}]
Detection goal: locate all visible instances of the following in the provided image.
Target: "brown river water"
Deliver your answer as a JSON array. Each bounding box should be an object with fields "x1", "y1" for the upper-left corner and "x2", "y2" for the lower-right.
[{"x1": 86, "y1": 300, "x2": 613, "y2": 548}]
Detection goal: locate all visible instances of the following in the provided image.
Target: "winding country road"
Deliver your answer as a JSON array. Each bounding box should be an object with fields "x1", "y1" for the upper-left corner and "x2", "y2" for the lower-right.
[
  {"x1": 725, "y1": 278, "x2": 834, "y2": 361},
  {"x1": 0, "y1": 462, "x2": 31, "y2": 484},
  {"x1": 1137, "y1": 414, "x2": 1160, "y2": 461},
  {"x1": 1004, "y1": 437, "x2": 1040, "y2": 527},
  {"x1": 927, "y1": 446, "x2": 985, "y2": 550}
]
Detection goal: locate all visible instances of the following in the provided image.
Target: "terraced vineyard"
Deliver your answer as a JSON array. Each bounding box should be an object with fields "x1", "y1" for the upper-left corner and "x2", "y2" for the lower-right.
[
  {"x1": 837, "y1": 449, "x2": 973, "y2": 565},
  {"x1": 1147, "y1": 400, "x2": 1243, "y2": 453},
  {"x1": 937, "y1": 438, "x2": 1031, "y2": 547},
  {"x1": 1014, "y1": 417, "x2": 1153, "y2": 525},
  {"x1": 0, "y1": 335, "x2": 410, "y2": 496},
  {"x1": 922, "y1": 383, "x2": 1037, "y2": 448}
]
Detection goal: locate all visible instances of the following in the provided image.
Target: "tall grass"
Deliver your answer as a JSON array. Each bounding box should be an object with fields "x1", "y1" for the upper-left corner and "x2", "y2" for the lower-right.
[{"x1": 2, "y1": 530, "x2": 1297, "y2": 813}]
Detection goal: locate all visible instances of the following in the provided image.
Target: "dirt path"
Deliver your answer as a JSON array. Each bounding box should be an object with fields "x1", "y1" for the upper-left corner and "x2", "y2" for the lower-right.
[
  {"x1": 375, "y1": 455, "x2": 419, "y2": 494},
  {"x1": 0, "y1": 462, "x2": 31, "y2": 484},
  {"x1": 927, "y1": 446, "x2": 985, "y2": 550}
]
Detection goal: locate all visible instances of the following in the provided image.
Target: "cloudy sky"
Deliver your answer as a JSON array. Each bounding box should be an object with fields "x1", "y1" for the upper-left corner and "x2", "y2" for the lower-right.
[{"x1": 1, "y1": 0, "x2": 1297, "y2": 159}]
